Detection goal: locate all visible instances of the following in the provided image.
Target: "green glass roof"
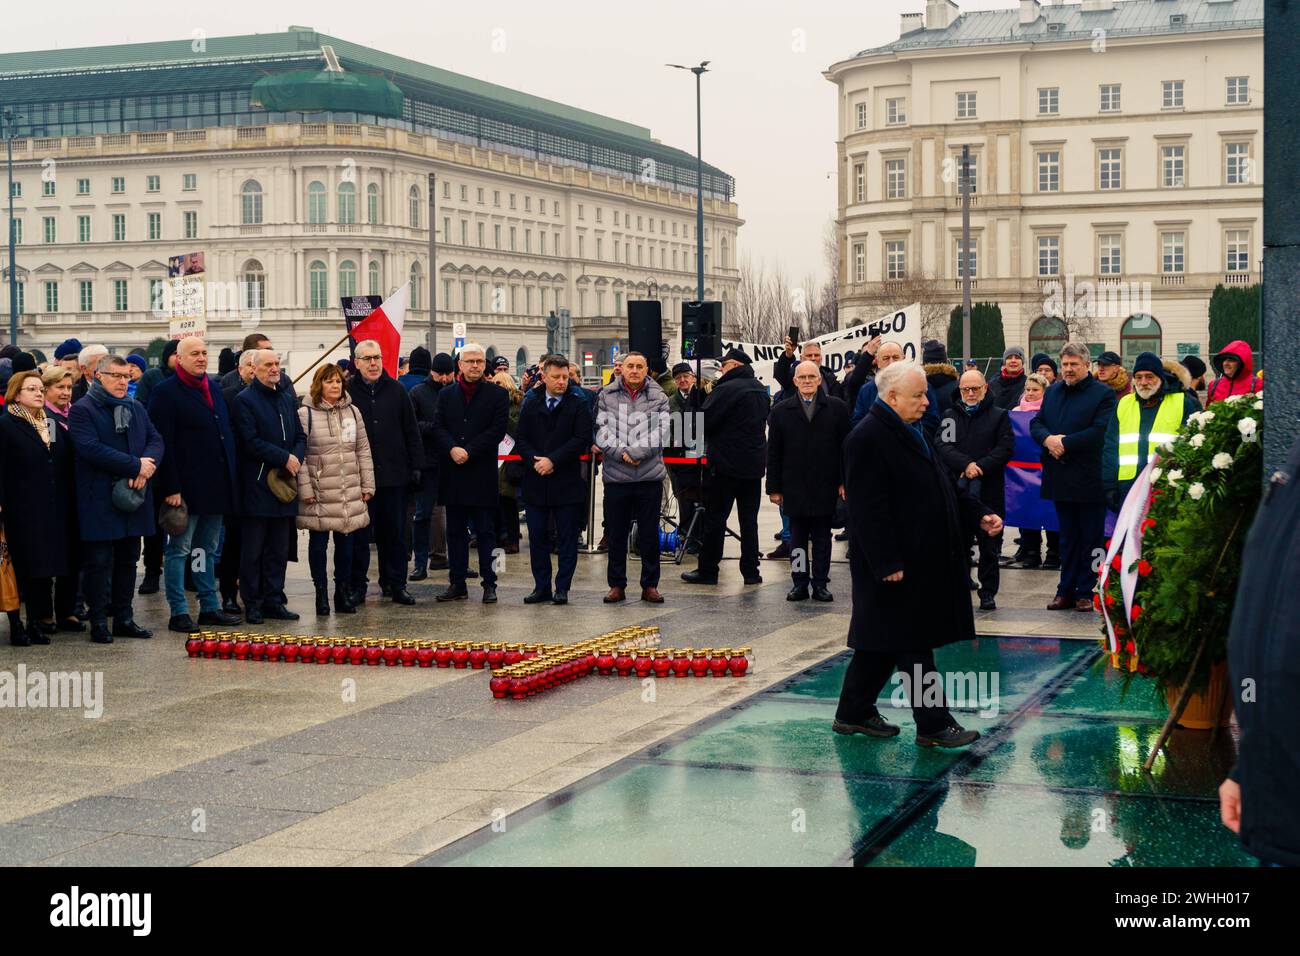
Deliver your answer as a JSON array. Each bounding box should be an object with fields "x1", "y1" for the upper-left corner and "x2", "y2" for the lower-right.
[{"x1": 250, "y1": 70, "x2": 404, "y2": 118}]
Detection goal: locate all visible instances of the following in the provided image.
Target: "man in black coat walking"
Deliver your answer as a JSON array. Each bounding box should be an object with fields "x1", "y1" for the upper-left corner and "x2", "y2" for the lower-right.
[
  {"x1": 408, "y1": 351, "x2": 455, "y2": 578},
  {"x1": 515, "y1": 355, "x2": 593, "y2": 605},
  {"x1": 146, "y1": 336, "x2": 241, "y2": 633},
  {"x1": 936, "y1": 370, "x2": 1015, "y2": 610},
  {"x1": 1030, "y1": 342, "x2": 1117, "y2": 612},
  {"x1": 346, "y1": 339, "x2": 424, "y2": 606},
  {"x1": 432, "y1": 343, "x2": 509, "y2": 603},
  {"x1": 230, "y1": 350, "x2": 307, "y2": 625},
  {"x1": 766, "y1": 360, "x2": 850, "y2": 602},
  {"x1": 834, "y1": 362, "x2": 1003, "y2": 748},
  {"x1": 1222, "y1": 434, "x2": 1300, "y2": 867},
  {"x1": 683, "y1": 349, "x2": 769, "y2": 586}
]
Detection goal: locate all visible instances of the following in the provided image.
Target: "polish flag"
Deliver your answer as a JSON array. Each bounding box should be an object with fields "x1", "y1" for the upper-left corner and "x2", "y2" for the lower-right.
[{"x1": 348, "y1": 282, "x2": 409, "y2": 379}]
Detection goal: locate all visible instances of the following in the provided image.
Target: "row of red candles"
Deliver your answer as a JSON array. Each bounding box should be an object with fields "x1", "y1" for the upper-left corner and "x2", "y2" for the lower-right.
[
  {"x1": 183, "y1": 632, "x2": 559, "y2": 669},
  {"x1": 490, "y1": 645, "x2": 752, "y2": 700}
]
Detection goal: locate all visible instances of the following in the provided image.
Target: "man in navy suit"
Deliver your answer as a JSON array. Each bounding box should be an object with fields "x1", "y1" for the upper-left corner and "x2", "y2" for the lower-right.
[
  {"x1": 147, "y1": 336, "x2": 242, "y2": 633},
  {"x1": 515, "y1": 355, "x2": 593, "y2": 605}
]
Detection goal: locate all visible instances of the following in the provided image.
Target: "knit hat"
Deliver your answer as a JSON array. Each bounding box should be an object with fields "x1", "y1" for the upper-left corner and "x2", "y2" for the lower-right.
[
  {"x1": 432, "y1": 352, "x2": 455, "y2": 375},
  {"x1": 671, "y1": 362, "x2": 693, "y2": 377},
  {"x1": 1030, "y1": 352, "x2": 1058, "y2": 376},
  {"x1": 0, "y1": 358, "x2": 13, "y2": 392},
  {"x1": 217, "y1": 347, "x2": 237, "y2": 376},
  {"x1": 922, "y1": 339, "x2": 947, "y2": 365},
  {"x1": 125, "y1": 354, "x2": 148, "y2": 374},
  {"x1": 54, "y1": 337, "x2": 83, "y2": 360},
  {"x1": 1003, "y1": 346, "x2": 1025, "y2": 361},
  {"x1": 11, "y1": 352, "x2": 36, "y2": 373},
  {"x1": 722, "y1": 348, "x2": 752, "y2": 366},
  {"x1": 1131, "y1": 352, "x2": 1164, "y2": 378},
  {"x1": 0, "y1": 345, "x2": 19, "y2": 360},
  {"x1": 492, "y1": 356, "x2": 510, "y2": 372},
  {"x1": 409, "y1": 346, "x2": 432, "y2": 375},
  {"x1": 160, "y1": 338, "x2": 181, "y2": 369},
  {"x1": 1180, "y1": 355, "x2": 1207, "y2": 379}
]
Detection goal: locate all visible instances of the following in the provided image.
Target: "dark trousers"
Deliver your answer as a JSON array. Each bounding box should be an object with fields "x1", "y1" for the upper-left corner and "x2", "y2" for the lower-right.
[
  {"x1": 308, "y1": 530, "x2": 354, "y2": 590},
  {"x1": 217, "y1": 514, "x2": 241, "y2": 601},
  {"x1": 973, "y1": 530, "x2": 1003, "y2": 600},
  {"x1": 698, "y1": 473, "x2": 761, "y2": 579},
  {"x1": 410, "y1": 490, "x2": 436, "y2": 566},
  {"x1": 604, "y1": 480, "x2": 661, "y2": 589},
  {"x1": 84, "y1": 537, "x2": 142, "y2": 627},
  {"x1": 239, "y1": 516, "x2": 293, "y2": 611},
  {"x1": 350, "y1": 487, "x2": 409, "y2": 592},
  {"x1": 142, "y1": 528, "x2": 163, "y2": 578},
  {"x1": 835, "y1": 648, "x2": 954, "y2": 736},
  {"x1": 447, "y1": 504, "x2": 498, "y2": 588},
  {"x1": 525, "y1": 502, "x2": 581, "y2": 592},
  {"x1": 19, "y1": 575, "x2": 54, "y2": 624},
  {"x1": 788, "y1": 513, "x2": 833, "y2": 587},
  {"x1": 498, "y1": 493, "x2": 521, "y2": 544},
  {"x1": 1020, "y1": 528, "x2": 1060, "y2": 559},
  {"x1": 1054, "y1": 500, "x2": 1105, "y2": 601},
  {"x1": 54, "y1": 573, "x2": 77, "y2": 620}
]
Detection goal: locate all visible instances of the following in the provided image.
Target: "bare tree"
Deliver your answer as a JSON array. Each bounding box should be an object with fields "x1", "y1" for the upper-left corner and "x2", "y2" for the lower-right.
[{"x1": 853, "y1": 270, "x2": 952, "y2": 342}]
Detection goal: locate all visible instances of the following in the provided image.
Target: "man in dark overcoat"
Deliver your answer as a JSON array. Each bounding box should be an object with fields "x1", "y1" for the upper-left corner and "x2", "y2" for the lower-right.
[{"x1": 835, "y1": 361, "x2": 1003, "y2": 748}]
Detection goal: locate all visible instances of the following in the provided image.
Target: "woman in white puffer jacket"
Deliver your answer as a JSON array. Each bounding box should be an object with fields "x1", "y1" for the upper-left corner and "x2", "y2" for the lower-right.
[{"x1": 297, "y1": 363, "x2": 376, "y2": 615}]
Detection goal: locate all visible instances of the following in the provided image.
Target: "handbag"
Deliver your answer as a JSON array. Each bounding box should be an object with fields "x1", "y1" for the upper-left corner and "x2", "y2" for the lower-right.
[{"x1": 0, "y1": 528, "x2": 20, "y2": 613}]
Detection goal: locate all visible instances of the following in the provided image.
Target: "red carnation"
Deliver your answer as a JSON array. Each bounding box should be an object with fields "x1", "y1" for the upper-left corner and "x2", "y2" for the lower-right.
[
  {"x1": 1137, "y1": 560, "x2": 1153, "y2": 577},
  {"x1": 1105, "y1": 593, "x2": 1116, "y2": 607},
  {"x1": 1131, "y1": 604, "x2": 1143, "y2": 623},
  {"x1": 1152, "y1": 489, "x2": 1164, "y2": 498},
  {"x1": 1111, "y1": 555, "x2": 1122, "y2": 571},
  {"x1": 1124, "y1": 640, "x2": 1135, "y2": 655},
  {"x1": 1093, "y1": 594, "x2": 1102, "y2": 611},
  {"x1": 1115, "y1": 625, "x2": 1127, "y2": 637},
  {"x1": 1141, "y1": 518, "x2": 1156, "y2": 533}
]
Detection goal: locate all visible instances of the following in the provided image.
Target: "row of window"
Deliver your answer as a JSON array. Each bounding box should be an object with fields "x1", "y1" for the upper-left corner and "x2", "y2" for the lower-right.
[
  {"x1": 4, "y1": 211, "x2": 196, "y2": 244},
  {"x1": 8, "y1": 277, "x2": 155, "y2": 314},
  {"x1": 852, "y1": 76, "x2": 1254, "y2": 130},
  {"x1": 850, "y1": 227, "x2": 1254, "y2": 282},
  {"x1": 9, "y1": 173, "x2": 198, "y2": 200},
  {"x1": 849, "y1": 138, "x2": 1254, "y2": 203}
]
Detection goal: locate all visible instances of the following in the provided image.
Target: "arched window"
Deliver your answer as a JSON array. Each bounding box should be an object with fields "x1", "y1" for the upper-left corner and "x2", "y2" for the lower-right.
[
  {"x1": 516, "y1": 346, "x2": 528, "y2": 370},
  {"x1": 338, "y1": 259, "x2": 357, "y2": 298},
  {"x1": 309, "y1": 260, "x2": 328, "y2": 309},
  {"x1": 368, "y1": 260, "x2": 380, "y2": 297},
  {"x1": 485, "y1": 345, "x2": 497, "y2": 366},
  {"x1": 367, "y1": 183, "x2": 380, "y2": 225},
  {"x1": 1121, "y1": 314, "x2": 1162, "y2": 365},
  {"x1": 720, "y1": 236, "x2": 729, "y2": 269},
  {"x1": 241, "y1": 258, "x2": 265, "y2": 312},
  {"x1": 240, "y1": 180, "x2": 262, "y2": 225},
  {"x1": 409, "y1": 185, "x2": 421, "y2": 228},
  {"x1": 337, "y1": 181, "x2": 356, "y2": 224},
  {"x1": 409, "y1": 262, "x2": 421, "y2": 309},
  {"x1": 307, "y1": 181, "x2": 326, "y2": 224},
  {"x1": 1028, "y1": 316, "x2": 1068, "y2": 363}
]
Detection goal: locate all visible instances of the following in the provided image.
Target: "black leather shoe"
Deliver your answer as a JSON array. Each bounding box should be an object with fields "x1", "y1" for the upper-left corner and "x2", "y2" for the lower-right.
[
  {"x1": 743, "y1": 574, "x2": 763, "y2": 586},
  {"x1": 482, "y1": 586, "x2": 498, "y2": 604},
  {"x1": 833, "y1": 716, "x2": 900, "y2": 738},
  {"x1": 90, "y1": 624, "x2": 113, "y2": 644},
  {"x1": 681, "y1": 569, "x2": 718, "y2": 585},
  {"x1": 27, "y1": 622, "x2": 50, "y2": 645},
  {"x1": 261, "y1": 604, "x2": 300, "y2": 621},
  {"x1": 523, "y1": 588, "x2": 553, "y2": 605},
  {"x1": 315, "y1": 587, "x2": 330, "y2": 615},
  {"x1": 348, "y1": 588, "x2": 367, "y2": 607},
  {"x1": 333, "y1": 588, "x2": 356, "y2": 614},
  {"x1": 38, "y1": 620, "x2": 57, "y2": 635},
  {"x1": 112, "y1": 620, "x2": 152, "y2": 639},
  {"x1": 168, "y1": 614, "x2": 199, "y2": 634},
  {"x1": 137, "y1": 574, "x2": 160, "y2": 595},
  {"x1": 391, "y1": 588, "x2": 416, "y2": 606},
  {"x1": 221, "y1": 597, "x2": 241, "y2": 616},
  {"x1": 436, "y1": 586, "x2": 468, "y2": 602},
  {"x1": 244, "y1": 609, "x2": 264, "y2": 625},
  {"x1": 551, "y1": 591, "x2": 568, "y2": 605},
  {"x1": 465, "y1": 568, "x2": 479, "y2": 579},
  {"x1": 812, "y1": 585, "x2": 833, "y2": 602},
  {"x1": 197, "y1": 610, "x2": 241, "y2": 627},
  {"x1": 979, "y1": 596, "x2": 997, "y2": 611},
  {"x1": 428, "y1": 557, "x2": 450, "y2": 571},
  {"x1": 409, "y1": 565, "x2": 428, "y2": 581},
  {"x1": 380, "y1": 584, "x2": 392, "y2": 597},
  {"x1": 59, "y1": 617, "x2": 87, "y2": 633},
  {"x1": 786, "y1": 585, "x2": 809, "y2": 601},
  {"x1": 916, "y1": 724, "x2": 981, "y2": 748}
]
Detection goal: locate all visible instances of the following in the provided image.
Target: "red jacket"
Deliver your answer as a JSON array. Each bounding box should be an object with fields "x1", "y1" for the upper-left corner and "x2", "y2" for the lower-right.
[{"x1": 1207, "y1": 340, "x2": 1258, "y2": 402}]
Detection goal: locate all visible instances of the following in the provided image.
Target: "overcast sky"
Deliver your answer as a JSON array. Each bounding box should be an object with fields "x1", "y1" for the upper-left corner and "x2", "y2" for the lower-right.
[{"x1": 5, "y1": 0, "x2": 1013, "y2": 283}]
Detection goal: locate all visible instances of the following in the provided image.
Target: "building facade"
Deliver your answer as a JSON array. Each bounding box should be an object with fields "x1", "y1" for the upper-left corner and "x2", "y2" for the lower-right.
[
  {"x1": 826, "y1": 0, "x2": 1263, "y2": 364},
  {"x1": 0, "y1": 28, "x2": 741, "y2": 373}
]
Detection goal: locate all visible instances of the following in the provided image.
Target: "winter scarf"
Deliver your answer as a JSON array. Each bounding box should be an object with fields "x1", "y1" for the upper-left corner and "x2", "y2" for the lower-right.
[
  {"x1": 9, "y1": 402, "x2": 50, "y2": 447},
  {"x1": 175, "y1": 365, "x2": 213, "y2": 409},
  {"x1": 88, "y1": 380, "x2": 134, "y2": 432}
]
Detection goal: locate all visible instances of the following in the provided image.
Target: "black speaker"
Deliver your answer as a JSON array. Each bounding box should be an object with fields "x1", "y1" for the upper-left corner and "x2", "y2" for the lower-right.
[
  {"x1": 628, "y1": 300, "x2": 665, "y2": 373},
  {"x1": 681, "y1": 300, "x2": 722, "y2": 360}
]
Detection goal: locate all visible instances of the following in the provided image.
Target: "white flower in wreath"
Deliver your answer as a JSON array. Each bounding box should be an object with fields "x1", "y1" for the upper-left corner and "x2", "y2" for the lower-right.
[
  {"x1": 1200, "y1": 410, "x2": 1215, "y2": 425},
  {"x1": 1166, "y1": 469, "x2": 1184, "y2": 486},
  {"x1": 1190, "y1": 433, "x2": 1207, "y2": 448},
  {"x1": 1150, "y1": 467, "x2": 1163, "y2": 483},
  {"x1": 1254, "y1": 400, "x2": 1264, "y2": 411},
  {"x1": 1212, "y1": 452, "x2": 1233, "y2": 470},
  {"x1": 1226, "y1": 394, "x2": 1246, "y2": 404},
  {"x1": 1238, "y1": 417, "x2": 1258, "y2": 442},
  {"x1": 1188, "y1": 482, "x2": 1206, "y2": 501}
]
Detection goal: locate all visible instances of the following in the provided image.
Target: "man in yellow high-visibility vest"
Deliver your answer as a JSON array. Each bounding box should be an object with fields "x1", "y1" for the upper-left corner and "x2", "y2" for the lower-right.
[{"x1": 1102, "y1": 352, "x2": 1198, "y2": 512}]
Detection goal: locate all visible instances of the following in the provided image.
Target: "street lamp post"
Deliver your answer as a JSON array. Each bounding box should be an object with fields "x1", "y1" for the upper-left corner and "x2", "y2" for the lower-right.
[
  {"x1": 668, "y1": 61, "x2": 709, "y2": 303},
  {"x1": 3, "y1": 108, "x2": 17, "y2": 346}
]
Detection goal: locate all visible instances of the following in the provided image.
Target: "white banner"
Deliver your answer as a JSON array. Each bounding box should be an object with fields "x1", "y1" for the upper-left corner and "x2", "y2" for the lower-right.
[{"x1": 721, "y1": 303, "x2": 921, "y2": 392}]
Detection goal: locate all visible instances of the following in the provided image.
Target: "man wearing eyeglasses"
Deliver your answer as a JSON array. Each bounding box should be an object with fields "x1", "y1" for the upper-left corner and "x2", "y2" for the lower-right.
[
  {"x1": 345, "y1": 339, "x2": 424, "y2": 606},
  {"x1": 934, "y1": 370, "x2": 1014, "y2": 611}
]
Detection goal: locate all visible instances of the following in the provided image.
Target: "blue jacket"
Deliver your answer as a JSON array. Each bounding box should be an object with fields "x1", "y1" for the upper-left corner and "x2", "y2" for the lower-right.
[
  {"x1": 852, "y1": 376, "x2": 941, "y2": 437},
  {"x1": 232, "y1": 378, "x2": 307, "y2": 517},
  {"x1": 68, "y1": 392, "x2": 165, "y2": 541},
  {"x1": 1030, "y1": 373, "x2": 1117, "y2": 503},
  {"x1": 398, "y1": 371, "x2": 429, "y2": 392},
  {"x1": 147, "y1": 373, "x2": 239, "y2": 515}
]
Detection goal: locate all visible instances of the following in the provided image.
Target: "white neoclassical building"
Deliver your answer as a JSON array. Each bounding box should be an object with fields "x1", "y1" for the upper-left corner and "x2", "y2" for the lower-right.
[
  {"x1": 0, "y1": 28, "x2": 741, "y2": 373},
  {"x1": 826, "y1": 0, "x2": 1263, "y2": 363}
]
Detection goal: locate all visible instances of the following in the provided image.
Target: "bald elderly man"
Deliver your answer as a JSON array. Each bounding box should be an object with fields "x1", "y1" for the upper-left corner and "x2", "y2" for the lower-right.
[{"x1": 146, "y1": 336, "x2": 242, "y2": 633}]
